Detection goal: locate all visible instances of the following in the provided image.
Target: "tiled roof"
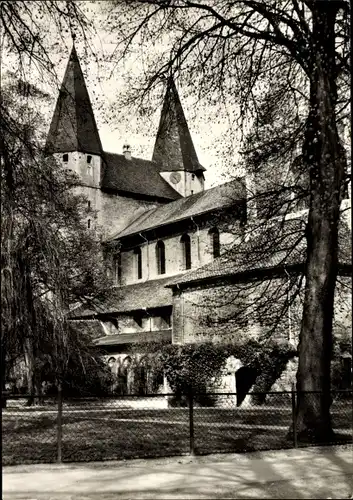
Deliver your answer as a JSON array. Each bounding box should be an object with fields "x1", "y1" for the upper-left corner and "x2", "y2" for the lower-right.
[
  {"x1": 100, "y1": 152, "x2": 181, "y2": 200},
  {"x1": 167, "y1": 217, "x2": 352, "y2": 287},
  {"x1": 109, "y1": 178, "x2": 246, "y2": 240},
  {"x1": 94, "y1": 330, "x2": 172, "y2": 346},
  {"x1": 70, "y1": 275, "x2": 180, "y2": 318},
  {"x1": 152, "y1": 77, "x2": 205, "y2": 173},
  {"x1": 45, "y1": 50, "x2": 193, "y2": 201},
  {"x1": 45, "y1": 46, "x2": 103, "y2": 155}
]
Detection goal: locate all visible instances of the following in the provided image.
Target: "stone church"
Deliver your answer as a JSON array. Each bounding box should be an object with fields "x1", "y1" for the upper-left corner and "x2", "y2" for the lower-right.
[{"x1": 46, "y1": 46, "x2": 352, "y2": 397}]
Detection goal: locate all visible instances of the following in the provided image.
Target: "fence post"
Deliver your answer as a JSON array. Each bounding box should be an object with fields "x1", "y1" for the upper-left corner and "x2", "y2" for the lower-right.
[
  {"x1": 2, "y1": 390, "x2": 9, "y2": 408},
  {"x1": 57, "y1": 383, "x2": 63, "y2": 463},
  {"x1": 291, "y1": 383, "x2": 297, "y2": 448},
  {"x1": 189, "y1": 388, "x2": 195, "y2": 456}
]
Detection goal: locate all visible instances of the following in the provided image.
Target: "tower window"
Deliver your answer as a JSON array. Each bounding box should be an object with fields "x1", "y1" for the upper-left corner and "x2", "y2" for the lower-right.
[
  {"x1": 192, "y1": 174, "x2": 195, "y2": 181},
  {"x1": 156, "y1": 240, "x2": 166, "y2": 275},
  {"x1": 134, "y1": 247, "x2": 142, "y2": 280},
  {"x1": 180, "y1": 234, "x2": 191, "y2": 270},
  {"x1": 63, "y1": 153, "x2": 68, "y2": 163},
  {"x1": 87, "y1": 201, "x2": 91, "y2": 209},
  {"x1": 87, "y1": 219, "x2": 91, "y2": 229},
  {"x1": 87, "y1": 155, "x2": 92, "y2": 164},
  {"x1": 209, "y1": 227, "x2": 220, "y2": 258}
]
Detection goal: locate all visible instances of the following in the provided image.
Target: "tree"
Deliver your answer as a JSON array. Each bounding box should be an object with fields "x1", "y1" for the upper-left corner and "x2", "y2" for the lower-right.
[
  {"x1": 1, "y1": 74, "x2": 109, "y2": 403},
  {"x1": 0, "y1": 1, "x2": 91, "y2": 77},
  {"x1": 105, "y1": 0, "x2": 351, "y2": 441},
  {"x1": 0, "y1": 0, "x2": 113, "y2": 404}
]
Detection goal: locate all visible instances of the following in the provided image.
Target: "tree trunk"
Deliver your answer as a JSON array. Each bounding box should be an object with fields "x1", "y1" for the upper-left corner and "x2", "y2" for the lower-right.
[
  {"x1": 24, "y1": 337, "x2": 36, "y2": 406},
  {"x1": 296, "y1": 2, "x2": 346, "y2": 442},
  {"x1": 1, "y1": 338, "x2": 7, "y2": 407},
  {"x1": 1, "y1": 166, "x2": 15, "y2": 399}
]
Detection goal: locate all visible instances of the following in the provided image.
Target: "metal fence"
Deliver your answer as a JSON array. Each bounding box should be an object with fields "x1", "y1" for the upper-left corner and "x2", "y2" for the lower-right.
[{"x1": 2, "y1": 390, "x2": 352, "y2": 466}]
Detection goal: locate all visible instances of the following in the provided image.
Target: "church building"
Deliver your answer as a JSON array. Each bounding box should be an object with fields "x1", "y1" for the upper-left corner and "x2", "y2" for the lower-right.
[{"x1": 46, "y1": 46, "x2": 352, "y2": 397}]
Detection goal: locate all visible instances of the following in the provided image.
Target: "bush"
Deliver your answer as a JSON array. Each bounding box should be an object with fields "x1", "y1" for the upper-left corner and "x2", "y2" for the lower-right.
[
  {"x1": 250, "y1": 341, "x2": 297, "y2": 404},
  {"x1": 63, "y1": 360, "x2": 114, "y2": 397},
  {"x1": 38, "y1": 355, "x2": 114, "y2": 398},
  {"x1": 331, "y1": 325, "x2": 352, "y2": 391},
  {"x1": 128, "y1": 339, "x2": 297, "y2": 405},
  {"x1": 161, "y1": 343, "x2": 229, "y2": 398}
]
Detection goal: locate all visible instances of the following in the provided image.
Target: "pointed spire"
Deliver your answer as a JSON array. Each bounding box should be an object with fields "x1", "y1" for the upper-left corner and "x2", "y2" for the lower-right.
[
  {"x1": 152, "y1": 76, "x2": 205, "y2": 173},
  {"x1": 45, "y1": 45, "x2": 103, "y2": 155}
]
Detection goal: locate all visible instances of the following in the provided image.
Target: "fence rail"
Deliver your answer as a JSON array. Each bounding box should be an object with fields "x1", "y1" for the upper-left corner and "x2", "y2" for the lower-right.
[{"x1": 2, "y1": 389, "x2": 352, "y2": 466}]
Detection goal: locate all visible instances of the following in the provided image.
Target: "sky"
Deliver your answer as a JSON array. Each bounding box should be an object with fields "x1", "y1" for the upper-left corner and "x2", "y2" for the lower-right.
[
  {"x1": 3, "y1": 2, "x2": 350, "y2": 191},
  {"x1": 2, "y1": 1, "x2": 245, "y2": 189}
]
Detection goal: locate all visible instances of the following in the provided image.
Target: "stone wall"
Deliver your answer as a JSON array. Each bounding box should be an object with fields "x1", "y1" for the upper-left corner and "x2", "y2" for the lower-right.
[
  {"x1": 207, "y1": 356, "x2": 242, "y2": 407},
  {"x1": 172, "y1": 278, "x2": 294, "y2": 345},
  {"x1": 270, "y1": 357, "x2": 298, "y2": 392},
  {"x1": 56, "y1": 151, "x2": 164, "y2": 238},
  {"x1": 170, "y1": 274, "x2": 351, "y2": 403},
  {"x1": 55, "y1": 151, "x2": 101, "y2": 189},
  {"x1": 119, "y1": 225, "x2": 241, "y2": 285},
  {"x1": 173, "y1": 273, "x2": 351, "y2": 346}
]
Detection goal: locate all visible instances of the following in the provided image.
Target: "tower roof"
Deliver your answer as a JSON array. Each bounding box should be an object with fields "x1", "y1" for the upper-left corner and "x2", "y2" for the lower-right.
[
  {"x1": 45, "y1": 46, "x2": 103, "y2": 155},
  {"x1": 152, "y1": 77, "x2": 205, "y2": 173}
]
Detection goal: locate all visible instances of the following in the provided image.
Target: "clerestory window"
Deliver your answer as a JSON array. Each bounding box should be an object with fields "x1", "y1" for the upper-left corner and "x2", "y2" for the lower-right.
[
  {"x1": 156, "y1": 240, "x2": 166, "y2": 275},
  {"x1": 180, "y1": 234, "x2": 191, "y2": 270},
  {"x1": 134, "y1": 247, "x2": 142, "y2": 280},
  {"x1": 208, "y1": 227, "x2": 220, "y2": 259}
]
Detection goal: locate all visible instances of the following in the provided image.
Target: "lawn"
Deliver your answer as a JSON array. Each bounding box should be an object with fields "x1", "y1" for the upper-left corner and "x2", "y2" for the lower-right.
[{"x1": 3, "y1": 398, "x2": 352, "y2": 465}]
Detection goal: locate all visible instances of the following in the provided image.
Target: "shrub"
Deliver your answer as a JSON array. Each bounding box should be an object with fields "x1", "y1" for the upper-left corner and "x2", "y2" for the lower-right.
[
  {"x1": 331, "y1": 325, "x2": 352, "y2": 391},
  {"x1": 250, "y1": 341, "x2": 297, "y2": 404},
  {"x1": 127, "y1": 339, "x2": 297, "y2": 405}
]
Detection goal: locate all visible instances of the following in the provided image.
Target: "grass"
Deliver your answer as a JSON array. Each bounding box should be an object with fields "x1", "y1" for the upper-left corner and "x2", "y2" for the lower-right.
[{"x1": 3, "y1": 399, "x2": 352, "y2": 466}]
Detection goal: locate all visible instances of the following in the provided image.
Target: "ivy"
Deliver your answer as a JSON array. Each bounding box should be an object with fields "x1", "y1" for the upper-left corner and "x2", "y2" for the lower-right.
[{"x1": 134, "y1": 339, "x2": 297, "y2": 405}]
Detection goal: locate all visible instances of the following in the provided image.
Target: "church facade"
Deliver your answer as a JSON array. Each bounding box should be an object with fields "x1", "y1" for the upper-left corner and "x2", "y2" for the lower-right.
[{"x1": 46, "y1": 47, "x2": 352, "y2": 397}]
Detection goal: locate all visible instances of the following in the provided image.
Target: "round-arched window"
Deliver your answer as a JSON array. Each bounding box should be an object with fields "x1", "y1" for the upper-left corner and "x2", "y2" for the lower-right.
[
  {"x1": 208, "y1": 227, "x2": 220, "y2": 259},
  {"x1": 180, "y1": 234, "x2": 191, "y2": 270}
]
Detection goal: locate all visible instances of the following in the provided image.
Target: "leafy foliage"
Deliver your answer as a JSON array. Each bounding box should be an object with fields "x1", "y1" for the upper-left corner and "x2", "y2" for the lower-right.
[
  {"x1": 162, "y1": 343, "x2": 227, "y2": 395},
  {"x1": 134, "y1": 340, "x2": 297, "y2": 405},
  {"x1": 331, "y1": 324, "x2": 352, "y2": 391},
  {"x1": 105, "y1": 0, "x2": 351, "y2": 439},
  {"x1": 1, "y1": 75, "x2": 109, "y2": 397}
]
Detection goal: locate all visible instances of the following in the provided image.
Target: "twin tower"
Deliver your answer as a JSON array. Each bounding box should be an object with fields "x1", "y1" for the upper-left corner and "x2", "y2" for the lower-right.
[{"x1": 45, "y1": 45, "x2": 206, "y2": 234}]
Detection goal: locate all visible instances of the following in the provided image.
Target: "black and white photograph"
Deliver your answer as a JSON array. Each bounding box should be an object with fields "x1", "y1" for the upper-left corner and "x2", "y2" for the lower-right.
[{"x1": 1, "y1": 1, "x2": 352, "y2": 498}]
